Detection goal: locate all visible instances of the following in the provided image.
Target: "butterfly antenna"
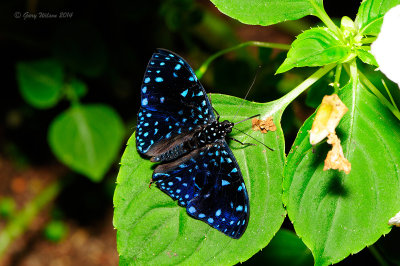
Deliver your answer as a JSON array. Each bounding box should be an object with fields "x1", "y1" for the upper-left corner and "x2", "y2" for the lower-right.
[
  {"x1": 232, "y1": 66, "x2": 262, "y2": 123},
  {"x1": 232, "y1": 127, "x2": 274, "y2": 151},
  {"x1": 234, "y1": 114, "x2": 259, "y2": 125}
]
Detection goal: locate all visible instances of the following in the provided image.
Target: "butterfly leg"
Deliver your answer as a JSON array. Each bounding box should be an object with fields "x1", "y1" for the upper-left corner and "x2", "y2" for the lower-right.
[
  {"x1": 229, "y1": 137, "x2": 256, "y2": 146},
  {"x1": 149, "y1": 179, "x2": 154, "y2": 188},
  {"x1": 213, "y1": 107, "x2": 220, "y2": 121}
]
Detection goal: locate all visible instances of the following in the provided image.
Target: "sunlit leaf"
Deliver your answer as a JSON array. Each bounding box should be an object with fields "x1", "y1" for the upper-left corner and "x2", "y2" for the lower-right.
[
  {"x1": 210, "y1": 0, "x2": 324, "y2": 26},
  {"x1": 356, "y1": 47, "x2": 379, "y2": 67},
  {"x1": 283, "y1": 80, "x2": 400, "y2": 265},
  {"x1": 277, "y1": 28, "x2": 350, "y2": 74},
  {"x1": 355, "y1": 0, "x2": 400, "y2": 36},
  {"x1": 114, "y1": 94, "x2": 286, "y2": 265}
]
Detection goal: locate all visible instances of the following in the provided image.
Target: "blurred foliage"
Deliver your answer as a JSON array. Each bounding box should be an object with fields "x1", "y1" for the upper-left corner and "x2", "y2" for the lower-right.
[
  {"x1": 375, "y1": 228, "x2": 400, "y2": 265},
  {"x1": 48, "y1": 104, "x2": 124, "y2": 181},
  {"x1": 16, "y1": 59, "x2": 64, "y2": 108},
  {"x1": 43, "y1": 220, "x2": 68, "y2": 242},
  {"x1": 245, "y1": 229, "x2": 314, "y2": 266},
  {"x1": 0, "y1": 198, "x2": 16, "y2": 219}
]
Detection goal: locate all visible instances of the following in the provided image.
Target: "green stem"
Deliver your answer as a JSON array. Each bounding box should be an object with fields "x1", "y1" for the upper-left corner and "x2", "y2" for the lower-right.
[
  {"x1": 381, "y1": 79, "x2": 399, "y2": 112},
  {"x1": 368, "y1": 246, "x2": 389, "y2": 266},
  {"x1": 273, "y1": 64, "x2": 337, "y2": 113},
  {"x1": 312, "y1": 4, "x2": 342, "y2": 40},
  {"x1": 0, "y1": 180, "x2": 62, "y2": 258},
  {"x1": 195, "y1": 41, "x2": 291, "y2": 79},
  {"x1": 63, "y1": 83, "x2": 81, "y2": 107},
  {"x1": 333, "y1": 64, "x2": 342, "y2": 93},
  {"x1": 356, "y1": 68, "x2": 400, "y2": 120}
]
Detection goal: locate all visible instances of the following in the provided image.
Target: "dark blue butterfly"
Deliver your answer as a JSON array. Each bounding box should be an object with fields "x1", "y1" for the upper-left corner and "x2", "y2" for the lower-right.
[{"x1": 136, "y1": 49, "x2": 249, "y2": 239}]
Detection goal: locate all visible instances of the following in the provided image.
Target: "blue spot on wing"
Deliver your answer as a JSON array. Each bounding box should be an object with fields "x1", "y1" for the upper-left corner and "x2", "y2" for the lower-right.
[{"x1": 183, "y1": 142, "x2": 249, "y2": 239}]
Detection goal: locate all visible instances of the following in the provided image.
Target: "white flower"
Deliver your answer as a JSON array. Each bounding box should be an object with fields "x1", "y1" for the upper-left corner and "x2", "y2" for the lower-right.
[
  {"x1": 389, "y1": 210, "x2": 400, "y2": 226},
  {"x1": 370, "y1": 5, "x2": 400, "y2": 87}
]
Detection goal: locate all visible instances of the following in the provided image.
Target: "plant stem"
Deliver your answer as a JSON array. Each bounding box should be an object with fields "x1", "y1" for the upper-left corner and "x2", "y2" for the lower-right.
[
  {"x1": 355, "y1": 68, "x2": 400, "y2": 120},
  {"x1": 312, "y1": 4, "x2": 342, "y2": 40},
  {"x1": 333, "y1": 64, "x2": 342, "y2": 93},
  {"x1": 272, "y1": 64, "x2": 337, "y2": 113},
  {"x1": 0, "y1": 180, "x2": 62, "y2": 258},
  {"x1": 63, "y1": 83, "x2": 81, "y2": 107},
  {"x1": 381, "y1": 79, "x2": 399, "y2": 112},
  {"x1": 195, "y1": 41, "x2": 291, "y2": 79},
  {"x1": 368, "y1": 246, "x2": 389, "y2": 266}
]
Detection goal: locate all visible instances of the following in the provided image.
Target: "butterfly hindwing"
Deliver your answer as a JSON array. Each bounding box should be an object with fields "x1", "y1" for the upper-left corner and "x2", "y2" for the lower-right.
[
  {"x1": 152, "y1": 140, "x2": 250, "y2": 239},
  {"x1": 137, "y1": 49, "x2": 215, "y2": 155}
]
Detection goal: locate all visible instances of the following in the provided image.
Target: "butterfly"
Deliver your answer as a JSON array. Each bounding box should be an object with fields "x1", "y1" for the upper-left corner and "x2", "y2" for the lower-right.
[{"x1": 136, "y1": 49, "x2": 250, "y2": 239}]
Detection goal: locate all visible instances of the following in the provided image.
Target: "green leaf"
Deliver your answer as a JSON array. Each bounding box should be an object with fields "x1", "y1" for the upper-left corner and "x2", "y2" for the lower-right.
[
  {"x1": 114, "y1": 94, "x2": 286, "y2": 265},
  {"x1": 210, "y1": 0, "x2": 324, "y2": 26},
  {"x1": 355, "y1": 0, "x2": 400, "y2": 36},
  {"x1": 276, "y1": 28, "x2": 351, "y2": 74},
  {"x1": 283, "y1": 81, "x2": 400, "y2": 265},
  {"x1": 356, "y1": 47, "x2": 379, "y2": 67},
  {"x1": 16, "y1": 59, "x2": 64, "y2": 109},
  {"x1": 247, "y1": 229, "x2": 314, "y2": 265},
  {"x1": 67, "y1": 78, "x2": 88, "y2": 99},
  {"x1": 48, "y1": 104, "x2": 124, "y2": 181}
]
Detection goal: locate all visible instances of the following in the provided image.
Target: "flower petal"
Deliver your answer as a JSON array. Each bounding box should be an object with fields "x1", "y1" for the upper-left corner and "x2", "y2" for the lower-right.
[{"x1": 371, "y1": 5, "x2": 400, "y2": 87}]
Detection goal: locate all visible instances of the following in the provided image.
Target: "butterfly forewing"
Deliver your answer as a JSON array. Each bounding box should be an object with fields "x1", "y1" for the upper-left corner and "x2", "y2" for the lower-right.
[{"x1": 137, "y1": 49, "x2": 215, "y2": 155}]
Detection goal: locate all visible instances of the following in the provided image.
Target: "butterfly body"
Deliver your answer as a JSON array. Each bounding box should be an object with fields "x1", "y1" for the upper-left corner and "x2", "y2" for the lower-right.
[
  {"x1": 136, "y1": 49, "x2": 250, "y2": 239},
  {"x1": 151, "y1": 120, "x2": 233, "y2": 163}
]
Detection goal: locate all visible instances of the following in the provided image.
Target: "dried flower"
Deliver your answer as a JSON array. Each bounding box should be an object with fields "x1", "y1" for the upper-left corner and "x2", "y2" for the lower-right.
[
  {"x1": 310, "y1": 94, "x2": 348, "y2": 145},
  {"x1": 310, "y1": 94, "x2": 351, "y2": 174},
  {"x1": 323, "y1": 133, "x2": 351, "y2": 174},
  {"x1": 252, "y1": 117, "x2": 277, "y2": 133}
]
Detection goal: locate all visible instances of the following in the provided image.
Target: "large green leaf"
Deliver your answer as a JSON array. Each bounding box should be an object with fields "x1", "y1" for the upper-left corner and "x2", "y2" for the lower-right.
[
  {"x1": 277, "y1": 28, "x2": 351, "y2": 74},
  {"x1": 210, "y1": 0, "x2": 324, "y2": 26},
  {"x1": 16, "y1": 59, "x2": 64, "y2": 109},
  {"x1": 114, "y1": 94, "x2": 286, "y2": 265},
  {"x1": 283, "y1": 81, "x2": 400, "y2": 265},
  {"x1": 48, "y1": 104, "x2": 124, "y2": 181},
  {"x1": 355, "y1": 0, "x2": 400, "y2": 36}
]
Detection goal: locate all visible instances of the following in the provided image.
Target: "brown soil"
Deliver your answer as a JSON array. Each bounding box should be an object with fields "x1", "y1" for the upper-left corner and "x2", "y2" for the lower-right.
[{"x1": 0, "y1": 157, "x2": 118, "y2": 266}]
